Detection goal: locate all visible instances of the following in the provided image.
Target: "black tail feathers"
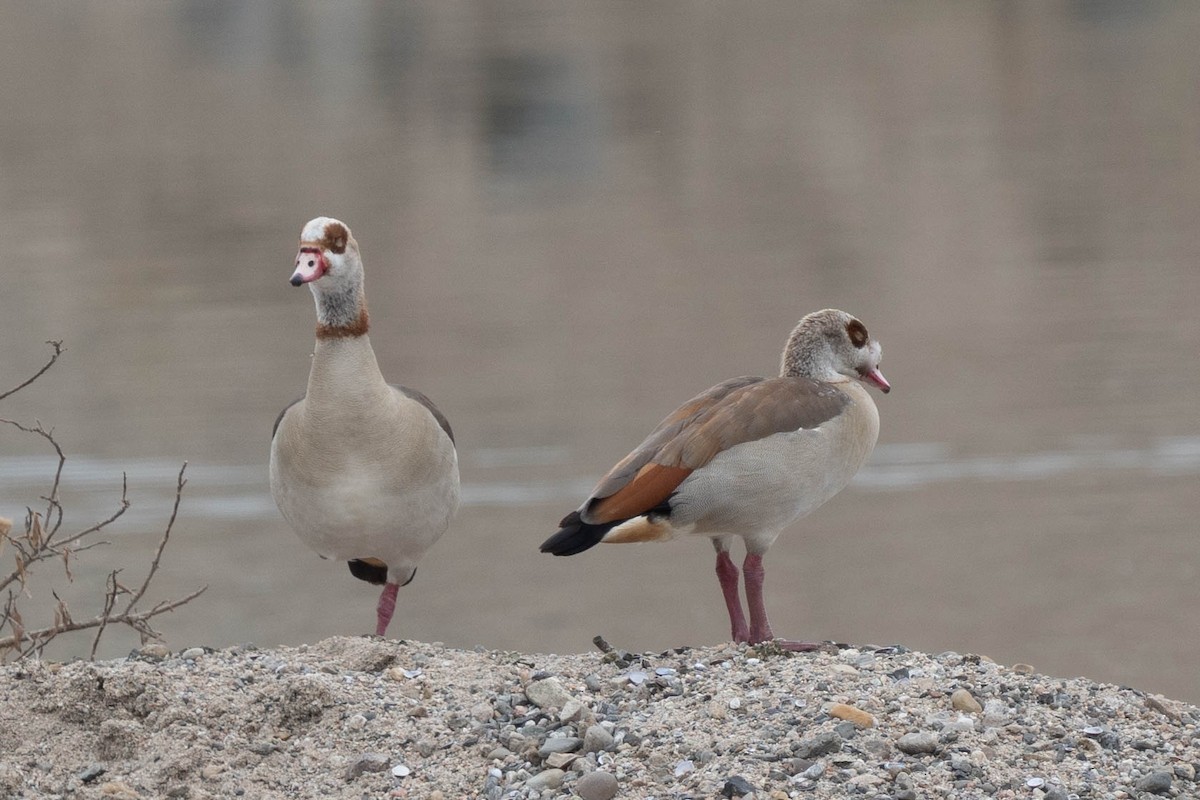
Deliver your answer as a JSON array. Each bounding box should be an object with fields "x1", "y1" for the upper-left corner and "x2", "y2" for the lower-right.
[{"x1": 539, "y1": 511, "x2": 616, "y2": 556}]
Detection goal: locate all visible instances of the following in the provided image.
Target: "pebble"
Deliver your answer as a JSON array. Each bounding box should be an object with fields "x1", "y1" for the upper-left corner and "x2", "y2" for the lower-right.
[
  {"x1": 896, "y1": 732, "x2": 939, "y2": 755},
  {"x1": 950, "y1": 688, "x2": 983, "y2": 714},
  {"x1": 722, "y1": 775, "x2": 757, "y2": 797},
  {"x1": 180, "y1": 647, "x2": 206, "y2": 661},
  {"x1": 793, "y1": 731, "x2": 842, "y2": 758},
  {"x1": 539, "y1": 737, "x2": 582, "y2": 758},
  {"x1": 391, "y1": 764, "x2": 411, "y2": 778},
  {"x1": 344, "y1": 753, "x2": 389, "y2": 780},
  {"x1": 829, "y1": 702, "x2": 876, "y2": 727},
  {"x1": 135, "y1": 644, "x2": 171, "y2": 661},
  {"x1": 1134, "y1": 770, "x2": 1173, "y2": 794},
  {"x1": 79, "y1": 764, "x2": 106, "y2": 783},
  {"x1": 525, "y1": 768, "x2": 565, "y2": 790},
  {"x1": 583, "y1": 724, "x2": 614, "y2": 753},
  {"x1": 576, "y1": 770, "x2": 619, "y2": 800},
  {"x1": 525, "y1": 677, "x2": 573, "y2": 710}
]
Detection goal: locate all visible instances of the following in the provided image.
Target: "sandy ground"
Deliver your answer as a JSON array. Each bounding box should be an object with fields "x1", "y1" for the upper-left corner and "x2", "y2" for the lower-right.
[{"x1": 0, "y1": 636, "x2": 1197, "y2": 799}]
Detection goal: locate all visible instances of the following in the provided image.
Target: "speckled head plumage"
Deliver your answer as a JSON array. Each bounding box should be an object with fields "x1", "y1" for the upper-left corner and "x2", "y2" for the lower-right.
[{"x1": 781, "y1": 308, "x2": 890, "y2": 393}]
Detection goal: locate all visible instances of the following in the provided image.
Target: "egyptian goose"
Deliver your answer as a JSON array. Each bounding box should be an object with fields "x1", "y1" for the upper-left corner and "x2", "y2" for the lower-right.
[
  {"x1": 541, "y1": 309, "x2": 889, "y2": 649},
  {"x1": 269, "y1": 217, "x2": 460, "y2": 637}
]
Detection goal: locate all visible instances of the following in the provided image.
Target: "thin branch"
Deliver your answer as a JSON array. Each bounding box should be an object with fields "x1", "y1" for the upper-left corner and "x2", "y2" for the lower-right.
[
  {"x1": 123, "y1": 462, "x2": 187, "y2": 614},
  {"x1": 0, "y1": 585, "x2": 208, "y2": 653},
  {"x1": 0, "y1": 340, "x2": 64, "y2": 402},
  {"x1": 0, "y1": 485, "x2": 129, "y2": 595},
  {"x1": 0, "y1": 418, "x2": 67, "y2": 541}
]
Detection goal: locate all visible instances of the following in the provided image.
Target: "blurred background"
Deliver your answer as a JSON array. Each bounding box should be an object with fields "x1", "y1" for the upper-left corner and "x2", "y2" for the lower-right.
[{"x1": 1, "y1": 3, "x2": 1198, "y2": 702}]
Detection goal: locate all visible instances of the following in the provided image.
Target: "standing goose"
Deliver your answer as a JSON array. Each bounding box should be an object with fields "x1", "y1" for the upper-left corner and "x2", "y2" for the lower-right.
[
  {"x1": 270, "y1": 216, "x2": 460, "y2": 637},
  {"x1": 541, "y1": 309, "x2": 889, "y2": 649}
]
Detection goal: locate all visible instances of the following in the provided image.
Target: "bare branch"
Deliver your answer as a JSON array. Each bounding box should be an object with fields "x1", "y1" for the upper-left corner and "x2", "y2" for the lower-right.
[
  {"x1": 0, "y1": 340, "x2": 64, "y2": 402},
  {"x1": 1, "y1": 341, "x2": 205, "y2": 662},
  {"x1": 123, "y1": 463, "x2": 187, "y2": 614},
  {"x1": 0, "y1": 584, "x2": 209, "y2": 654}
]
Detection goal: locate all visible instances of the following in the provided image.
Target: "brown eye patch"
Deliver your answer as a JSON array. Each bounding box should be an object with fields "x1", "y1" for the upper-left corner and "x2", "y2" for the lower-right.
[
  {"x1": 846, "y1": 319, "x2": 869, "y2": 348},
  {"x1": 322, "y1": 222, "x2": 349, "y2": 254}
]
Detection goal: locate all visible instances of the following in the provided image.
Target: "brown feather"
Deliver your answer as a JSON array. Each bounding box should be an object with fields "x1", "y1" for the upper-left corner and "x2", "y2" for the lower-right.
[{"x1": 588, "y1": 463, "x2": 691, "y2": 523}]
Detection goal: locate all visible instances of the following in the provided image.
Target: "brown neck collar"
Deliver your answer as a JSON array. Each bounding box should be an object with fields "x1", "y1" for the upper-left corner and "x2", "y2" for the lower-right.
[{"x1": 316, "y1": 308, "x2": 370, "y2": 339}]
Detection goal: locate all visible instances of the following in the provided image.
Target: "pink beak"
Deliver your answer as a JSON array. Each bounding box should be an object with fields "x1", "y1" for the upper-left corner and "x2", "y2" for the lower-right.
[
  {"x1": 290, "y1": 247, "x2": 326, "y2": 286},
  {"x1": 862, "y1": 367, "x2": 891, "y2": 394}
]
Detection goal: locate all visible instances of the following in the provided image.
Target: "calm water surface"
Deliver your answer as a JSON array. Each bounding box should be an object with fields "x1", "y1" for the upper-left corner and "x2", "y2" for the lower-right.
[{"x1": 2, "y1": 3, "x2": 1199, "y2": 702}]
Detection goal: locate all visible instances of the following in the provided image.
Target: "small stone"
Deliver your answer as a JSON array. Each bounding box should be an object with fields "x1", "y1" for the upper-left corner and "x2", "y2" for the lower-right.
[
  {"x1": 539, "y1": 737, "x2": 583, "y2": 758},
  {"x1": 99, "y1": 782, "x2": 141, "y2": 799},
  {"x1": 136, "y1": 643, "x2": 171, "y2": 661},
  {"x1": 470, "y1": 702, "x2": 494, "y2": 722},
  {"x1": 525, "y1": 768, "x2": 565, "y2": 790},
  {"x1": 829, "y1": 702, "x2": 875, "y2": 728},
  {"x1": 560, "y1": 699, "x2": 588, "y2": 723},
  {"x1": 526, "y1": 678, "x2": 573, "y2": 710},
  {"x1": 1134, "y1": 770, "x2": 1173, "y2": 795},
  {"x1": 896, "y1": 732, "x2": 938, "y2": 755},
  {"x1": 391, "y1": 764, "x2": 411, "y2": 778},
  {"x1": 1044, "y1": 789, "x2": 1069, "y2": 800},
  {"x1": 180, "y1": 647, "x2": 205, "y2": 661},
  {"x1": 79, "y1": 764, "x2": 106, "y2": 784},
  {"x1": 344, "y1": 713, "x2": 367, "y2": 731},
  {"x1": 950, "y1": 689, "x2": 983, "y2": 714},
  {"x1": 1010, "y1": 663, "x2": 1035, "y2": 674},
  {"x1": 722, "y1": 775, "x2": 757, "y2": 798},
  {"x1": 199, "y1": 765, "x2": 223, "y2": 781},
  {"x1": 1175, "y1": 763, "x2": 1196, "y2": 781},
  {"x1": 546, "y1": 752, "x2": 577, "y2": 769},
  {"x1": 583, "y1": 725, "x2": 614, "y2": 753},
  {"x1": 575, "y1": 770, "x2": 619, "y2": 800},
  {"x1": 674, "y1": 760, "x2": 695, "y2": 777},
  {"x1": 486, "y1": 746, "x2": 512, "y2": 761},
  {"x1": 793, "y1": 731, "x2": 842, "y2": 759},
  {"x1": 344, "y1": 753, "x2": 389, "y2": 780}
]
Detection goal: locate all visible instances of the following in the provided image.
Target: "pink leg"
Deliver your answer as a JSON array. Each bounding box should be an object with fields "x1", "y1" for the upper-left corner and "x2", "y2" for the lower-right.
[
  {"x1": 742, "y1": 553, "x2": 774, "y2": 644},
  {"x1": 376, "y1": 582, "x2": 399, "y2": 637},
  {"x1": 744, "y1": 552, "x2": 822, "y2": 651},
  {"x1": 716, "y1": 550, "x2": 750, "y2": 643}
]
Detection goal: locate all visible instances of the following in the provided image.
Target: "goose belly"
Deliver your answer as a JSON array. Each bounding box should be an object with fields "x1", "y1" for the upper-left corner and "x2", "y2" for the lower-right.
[{"x1": 270, "y1": 451, "x2": 460, "y2": 564}]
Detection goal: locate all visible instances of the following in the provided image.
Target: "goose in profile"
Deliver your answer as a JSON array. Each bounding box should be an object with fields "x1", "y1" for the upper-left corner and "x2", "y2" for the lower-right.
[{"x1": 541, "y1": 309, "x2": 889, "y2": 649}]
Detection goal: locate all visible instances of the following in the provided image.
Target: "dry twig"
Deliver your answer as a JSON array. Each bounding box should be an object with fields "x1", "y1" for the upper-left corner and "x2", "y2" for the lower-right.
[{"x1": 0, "y1": 340, "x2": 206, "y2": 661}]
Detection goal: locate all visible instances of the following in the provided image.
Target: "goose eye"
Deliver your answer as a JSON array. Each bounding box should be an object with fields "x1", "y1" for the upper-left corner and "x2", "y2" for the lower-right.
[{"x1": 845, "y1": 319, "x2": 869, "y2": 348}]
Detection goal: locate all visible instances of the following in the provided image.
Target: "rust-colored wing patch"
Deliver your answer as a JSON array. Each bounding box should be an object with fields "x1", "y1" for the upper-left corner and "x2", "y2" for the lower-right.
[{"x1": 587, "y1": 463, "x2": 691, "y2": 523}]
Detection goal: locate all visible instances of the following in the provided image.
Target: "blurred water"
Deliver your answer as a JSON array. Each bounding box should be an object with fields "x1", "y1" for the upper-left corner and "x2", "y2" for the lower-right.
[{"x1": 1, "y1": 3, "x2": 1199, "y2": 702}]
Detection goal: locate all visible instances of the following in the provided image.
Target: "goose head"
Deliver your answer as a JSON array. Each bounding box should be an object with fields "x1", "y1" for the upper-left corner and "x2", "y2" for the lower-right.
[
  {"x1": 291, "y1": 216, "x2": 363, "y2": 288},
  {"x1": 781, "y1": 308, "x2": 890, "y2": 393},
  {"x1": 290, "y1": 217, "x2": 367, "y2": 330}
]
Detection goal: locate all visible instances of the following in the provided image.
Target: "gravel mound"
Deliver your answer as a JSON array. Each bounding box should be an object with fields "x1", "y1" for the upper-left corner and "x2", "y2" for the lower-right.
[{"x1": 0, "y1": 637, "x2": 1196, "y2": 799}]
